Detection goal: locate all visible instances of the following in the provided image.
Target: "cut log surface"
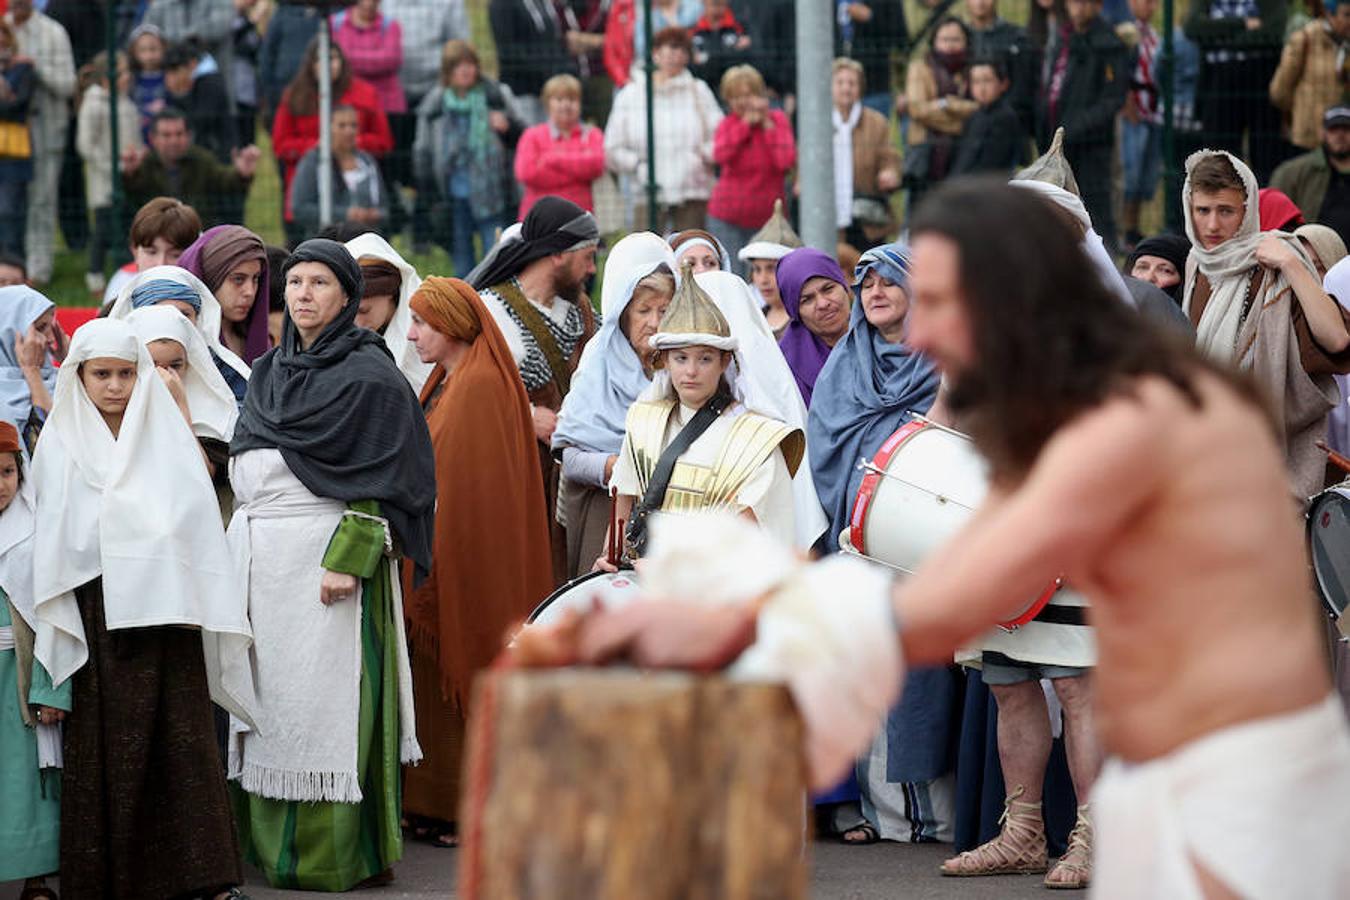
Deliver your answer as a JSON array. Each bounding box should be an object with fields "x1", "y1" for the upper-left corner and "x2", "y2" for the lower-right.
[{"x1": 463, "y1": 668, "x2": 808, "y2": 900}]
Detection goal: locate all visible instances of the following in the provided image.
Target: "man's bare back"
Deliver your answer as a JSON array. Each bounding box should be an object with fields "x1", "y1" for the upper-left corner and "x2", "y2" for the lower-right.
[{"x1": 898, "y1": 371, "x2": 1332, "y2": 762}]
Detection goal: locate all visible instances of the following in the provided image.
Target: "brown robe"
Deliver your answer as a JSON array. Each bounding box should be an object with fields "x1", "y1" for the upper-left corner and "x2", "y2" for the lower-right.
[{"x1": 60, "y1": 579, "x2": 242, "y2": 899}]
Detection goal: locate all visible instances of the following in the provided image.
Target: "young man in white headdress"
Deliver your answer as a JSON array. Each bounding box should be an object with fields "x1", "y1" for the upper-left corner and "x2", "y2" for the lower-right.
[
  {"x1": 1182, "y1": 149, "x2": 1350, "y2": 497},
  {"x1": 735, "y1": 198, "x2": 801, "y2": 338},
  {"x1": 30, "y1": 318, "x2": 255, "y2": 900},
  {"x1": 596, "y1": 261, "x2": 803, "y2": 570}
]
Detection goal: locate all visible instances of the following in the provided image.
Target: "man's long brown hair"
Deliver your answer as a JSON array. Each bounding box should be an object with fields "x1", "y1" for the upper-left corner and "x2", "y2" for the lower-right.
[{"x1": 909, "y1": 179, "x2": 1265, "y2": 483}]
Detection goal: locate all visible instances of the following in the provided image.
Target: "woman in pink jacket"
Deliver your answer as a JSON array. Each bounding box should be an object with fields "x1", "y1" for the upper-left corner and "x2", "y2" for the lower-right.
[
  {"x1": 331, "y1": 0, "x2": 405, "y2": 115},
  {"x1": 706, "y1": 64, "x2": 796, "y2": 268},
  {"x1": 513, "y1": 74, "x2": 606, "y2": 219}
]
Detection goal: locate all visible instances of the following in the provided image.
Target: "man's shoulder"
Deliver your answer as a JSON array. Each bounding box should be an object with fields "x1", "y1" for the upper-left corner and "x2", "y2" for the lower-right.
[{"x1": 1273, "y1": 148, "x2": 1329, "y2": 184}]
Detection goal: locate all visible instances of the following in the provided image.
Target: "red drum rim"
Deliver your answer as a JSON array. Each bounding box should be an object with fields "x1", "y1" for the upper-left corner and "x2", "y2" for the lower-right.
[
  {"x1": 847, "y1": 418, "x2": 1061, "y2": 630},
  {"x1": 849, "y1": 419, "x2": 928, "y2": 558}
]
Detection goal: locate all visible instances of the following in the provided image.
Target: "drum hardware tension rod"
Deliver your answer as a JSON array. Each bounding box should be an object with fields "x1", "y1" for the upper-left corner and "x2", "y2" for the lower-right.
[
  {"x1": 907, "y1": 411, "x2": 971, "y2": 440},
  {"x1": 857, "y1": 459, "x2": 978, "y2": 510}
]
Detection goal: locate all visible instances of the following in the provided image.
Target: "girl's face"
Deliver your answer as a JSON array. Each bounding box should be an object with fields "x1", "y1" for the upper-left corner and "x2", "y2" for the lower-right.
[
  {"x1": 676, "y1": 244, "x2": 720, "y2": 274},
  {"x1": 313, "y1": 53, "x2": 343, "y2": 85},
  {"x1": 356, "y1": 293, "x2": 397, "y2": 333},
  {"x1": 0, "y1": 453, "x2": 20, "y2": 513},
  {"x1": 217, "y1": 258, "x2": 262, "y2": 325},
  {"x1": 132, "y1": 34, "x2": 164, "y2": 71},
  {"x1": 620, "y1": 287, "x2": 672, "y2": 362},
  {"x1": 665, "y1": 345, "x2": 729, "y2": 408},
  {"x1": 331, "y1": 108, "x2": 359, "y2": 153},
  {"x1": 31, "y1": 308, "x2": 54, "y2": 345},
  {"x1": 933, "y1": 23, "x2": 967, "y2": 55},
  {"x1": 80, "y1": 356, "x2": 138, "y2": 420},
  {"x1": 147, "y1": 338, "x2": 187, "y2": 374}
]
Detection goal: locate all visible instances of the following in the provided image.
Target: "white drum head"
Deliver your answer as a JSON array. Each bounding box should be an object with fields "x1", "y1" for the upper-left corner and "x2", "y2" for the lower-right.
[
  {"x1": 1309, "y1": 487, "x2": 1350, "y2": 620},
  {"x1": 527, "y1": 570, "x2": 643, "y2": 627}
]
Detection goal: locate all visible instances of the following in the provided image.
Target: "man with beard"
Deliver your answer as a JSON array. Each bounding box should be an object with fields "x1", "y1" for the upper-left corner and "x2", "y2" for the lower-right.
[
  {"x1": 568, "y1": 181, "x2": 1350, "y2": 898},
  {"x1": 1272, "y1": 106, "x2": 1350, "y2": 248},
  {"x1": 472, "y1": 195, "x2": 599, "y2": 583}
]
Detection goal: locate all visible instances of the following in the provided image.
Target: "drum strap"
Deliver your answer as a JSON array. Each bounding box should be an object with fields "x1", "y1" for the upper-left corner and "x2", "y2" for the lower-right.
[
  {"x1": 624, "y1": 392, "x2": 732, "y2": 559},
  {"x1": 1033, "y1": 605, "x2": 1088, "y2": 627}
]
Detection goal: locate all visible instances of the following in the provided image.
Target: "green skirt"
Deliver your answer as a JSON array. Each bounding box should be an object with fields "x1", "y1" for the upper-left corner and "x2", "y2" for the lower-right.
[{"x1": 233, "y1": 559, "x2": 405, "y2": 891}]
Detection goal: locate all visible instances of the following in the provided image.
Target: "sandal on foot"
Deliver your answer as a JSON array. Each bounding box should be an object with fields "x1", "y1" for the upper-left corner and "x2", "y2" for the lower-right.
[
  {"x1": 841, "y1": 823, "x2": 880, "y2": 845},
  {"x1": 1044, "y1": 805, "x2": 1092, "y2": 890},
  {"x1": 941, "y1": 785, "x2": 1048, "y2": 877}
]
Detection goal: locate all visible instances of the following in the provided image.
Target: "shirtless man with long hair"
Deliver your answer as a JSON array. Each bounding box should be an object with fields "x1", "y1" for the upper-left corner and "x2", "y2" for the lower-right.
[{"x1": 576, "y1": 180, "x2": 1350, "y2": 898}]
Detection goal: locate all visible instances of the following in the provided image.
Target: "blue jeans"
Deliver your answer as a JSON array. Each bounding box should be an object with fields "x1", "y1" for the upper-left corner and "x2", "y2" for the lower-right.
[
  {"x1": 1119, "y1": 118, "x2": 1163, "y2": 204},
  {"x1": 862, "y1": 91, "x2": 893, "y2": 119},
  {"x1": 449, "y1": 197, "x2": 503, "y2": 279}
]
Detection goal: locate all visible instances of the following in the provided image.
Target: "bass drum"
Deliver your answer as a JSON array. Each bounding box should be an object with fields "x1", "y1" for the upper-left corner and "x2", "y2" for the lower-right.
[
  {"x1": 527, "y1": 570, "x2": 644, "y2": 627},
  {"x1": 1307, "y1": 485, "x2": 1350, "y2": 626},
  {"x1": 845, "y1": 418, "x2": 1059, "y2": 631}
]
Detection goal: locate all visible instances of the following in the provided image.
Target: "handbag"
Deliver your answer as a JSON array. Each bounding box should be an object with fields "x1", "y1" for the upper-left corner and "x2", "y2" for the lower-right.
[{"x1": 0, "y1": 120, "x2": 30, "y2": 160}]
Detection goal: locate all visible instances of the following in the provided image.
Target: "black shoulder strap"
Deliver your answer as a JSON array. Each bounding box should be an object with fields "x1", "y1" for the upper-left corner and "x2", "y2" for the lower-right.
[{"x1": 624, "y1": 392, "x2": 732, "y2": 558}]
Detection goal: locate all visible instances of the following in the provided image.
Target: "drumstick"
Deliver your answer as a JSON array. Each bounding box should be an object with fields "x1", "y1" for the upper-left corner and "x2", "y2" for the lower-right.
[
  {"x1": 1317, "y1": 440, "x2": 1350, "y2": 476},
  {"x1": 607, "y1": 489, "x2": 618, "y2": 566},
  {"x1": 615, "y1": 518, "x2": 625, "y2": 562}
]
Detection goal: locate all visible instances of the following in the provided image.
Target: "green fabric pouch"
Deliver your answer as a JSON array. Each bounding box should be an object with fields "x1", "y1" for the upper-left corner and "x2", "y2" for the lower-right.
[{"x1": 321, "y1": 500, "x2": 389, "y2": 580}]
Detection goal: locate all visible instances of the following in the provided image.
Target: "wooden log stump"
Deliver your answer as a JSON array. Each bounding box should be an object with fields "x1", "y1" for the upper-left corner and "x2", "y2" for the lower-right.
[{"x1": 460, "y1": 668, "x2": 808, "y2": 900}]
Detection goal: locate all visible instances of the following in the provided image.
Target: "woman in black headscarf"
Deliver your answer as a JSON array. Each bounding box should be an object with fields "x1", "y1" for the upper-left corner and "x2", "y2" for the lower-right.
[
  {"x1": 1124, "y1": 234, "x2": 1191, "y2": 304},
  {"x1": 228, "y1": 239, "x2": 436, "y2": 891}
]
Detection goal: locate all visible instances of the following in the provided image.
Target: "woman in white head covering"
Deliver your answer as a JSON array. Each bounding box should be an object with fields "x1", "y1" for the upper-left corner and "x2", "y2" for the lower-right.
[
  {"x1": 695, "y1": 269, "x2": 829, "y2": 550},
  {"x1": 0, "y1": 285, "x2": 58, "y2": 447},
  {"x1": 600, "y1": 262, "x2": 804, "y2": 567},
  {"x1": 553, "y1": 232, "x2": 677, "y2": 577},
  {"x1": 127, "y1": 305, "x2": 241, "y2": 518},
  {"x1": 343, "y1": 232, "x2": 435, "y2": 393},
  {"x1": 30, "y1": 318, "x2": 255, "y2": 900},
  {"x1": 110, "y1": 265, "x2": 251, "y2": 402}
]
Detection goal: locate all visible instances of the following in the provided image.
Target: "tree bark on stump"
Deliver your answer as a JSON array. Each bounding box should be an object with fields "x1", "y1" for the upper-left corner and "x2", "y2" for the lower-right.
[{"x1": 460, "y1": 668, "x2": 808, "y2": 900}]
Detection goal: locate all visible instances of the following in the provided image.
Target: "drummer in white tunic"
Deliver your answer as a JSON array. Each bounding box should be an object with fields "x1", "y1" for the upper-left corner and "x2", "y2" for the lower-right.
[{"x1": 597, "y1": 262, "x2": 802, "y2": 568}]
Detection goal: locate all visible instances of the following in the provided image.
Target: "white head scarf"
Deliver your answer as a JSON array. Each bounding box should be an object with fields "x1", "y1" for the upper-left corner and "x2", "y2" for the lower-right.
[
  {"x1": 343, "y1": 233, "x2": 434, "y2": 394},
  {"x1": 110, "y1": 265, "x2": 251, "y2": 382},
  {"x1": 1181, "y1": 149, "x2": 1318, "y2": 364},
  {"x1": 1009, "y1": 179, "x2": 1137, "y2": 309},
  {"x1": 127, "y1": 306, "x2": 239, "y2": 442},
  {"x1": 31, "y1": 319, "x2": 257, "y2": 724},
  {"x1": 553, "y1": 232, "x2": 676, "y2": 455},
  {"x1": 639, "y1": 270, "x2": 829, "y2": 549}
]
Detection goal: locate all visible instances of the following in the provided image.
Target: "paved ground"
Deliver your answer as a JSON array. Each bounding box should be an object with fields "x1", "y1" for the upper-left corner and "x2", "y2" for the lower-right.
[{"x1": 3, "y1": 839, "x2": 1058, "y2": 899}]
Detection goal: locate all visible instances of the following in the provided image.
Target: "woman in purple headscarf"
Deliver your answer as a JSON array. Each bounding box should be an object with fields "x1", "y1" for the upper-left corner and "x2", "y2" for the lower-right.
[
  {"x1": 776, "y1": 247, "x2": 852, "y2": 406},
  {"x1": 177, "y1": 225, "x2": 272, "y2": 370}
]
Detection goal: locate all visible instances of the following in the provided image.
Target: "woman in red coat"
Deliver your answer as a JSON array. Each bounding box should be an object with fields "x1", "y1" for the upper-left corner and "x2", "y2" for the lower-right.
[
  {"x1": 513, "y1": 74, "x2": 606, "y2": 219},
  {"x1": 271, "y1": 37, "x2": 393, "y2": 232},
  {"x1": 706, "y1": 64, "x2": 796, "y2": 268}
]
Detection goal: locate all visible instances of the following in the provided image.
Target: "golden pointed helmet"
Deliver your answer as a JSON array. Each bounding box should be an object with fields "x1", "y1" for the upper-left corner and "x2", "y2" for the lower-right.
[
  {"x1": 738, "y1": 198, "x2": 803, "y2": 263},
  {"x1": 1013, "y1": 127, "x2": 1081, "y2": 197},
  {"x1": 649, "y1": 260, "x2": 738, "y2": 355}
]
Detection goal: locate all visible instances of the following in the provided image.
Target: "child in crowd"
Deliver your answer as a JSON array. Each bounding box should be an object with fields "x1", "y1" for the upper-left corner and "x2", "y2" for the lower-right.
[
  {"x1": 128, "y1": 24, "x2": 168, "y2": 141},
  {"x1": 101, "y1": 196, "x2": 203, "y2": 308},
  {"x1": 950, "y1": 58, "x2": 1026, "y2": 176},
  {"x1": 77, "y1": 51, "x2": 142, "y2": 297},
  {"x1": 0, "y1": 418, "x2": 68, "y2": 900}
]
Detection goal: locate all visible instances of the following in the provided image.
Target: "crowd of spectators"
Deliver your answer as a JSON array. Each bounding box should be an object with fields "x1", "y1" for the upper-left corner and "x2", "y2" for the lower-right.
[{"x1": 0, "y1": 0, "x2": 1347, "y2": 294}]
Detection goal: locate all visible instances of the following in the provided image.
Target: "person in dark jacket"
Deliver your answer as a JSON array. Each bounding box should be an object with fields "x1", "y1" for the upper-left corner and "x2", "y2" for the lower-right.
[
  {"x1": 1183, "y1": 0, "x2": 1287, "y2": 184},
  {"x1": 965, "y1": 0, "x2": 1037, "y2": 134},
  {"x1": 489, "y1": 0, "x2": 578, "y2": 124},
  {"x1": 835, "y1": 0, "x2": 908, "y2": 116},
  {"x1": 951, "y1": 59, "x2": 1026, "y2": 176},
  {"x1": 690, "y1": 0, "x2": 754, "y2": 92},
  {"x1": 257, "y1": 4, "x2": 321, "y2": 124},
  {"x1": 1036, "y1": 0, "x2": 1128, "y2": 251},
  {"x1": 163, "y1": 40, "x2": 236, "y2": 164},
  {"x1": 122, "y1": 109, "x2": 261, "y2": 229}
]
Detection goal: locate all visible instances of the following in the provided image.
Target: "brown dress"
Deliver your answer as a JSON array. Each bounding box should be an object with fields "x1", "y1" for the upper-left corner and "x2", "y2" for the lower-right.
[{"x1": 60, "y1": 579, "x2": 242, "y2": 899}]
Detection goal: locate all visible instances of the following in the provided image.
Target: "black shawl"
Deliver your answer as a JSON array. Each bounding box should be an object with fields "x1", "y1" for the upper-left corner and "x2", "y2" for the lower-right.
[
  {"x1": 230, "y1": 239, "x2": 437, "y2": 576},
  {"x1": 469, "y1": 195, "x2": 599, "y2": 290}
]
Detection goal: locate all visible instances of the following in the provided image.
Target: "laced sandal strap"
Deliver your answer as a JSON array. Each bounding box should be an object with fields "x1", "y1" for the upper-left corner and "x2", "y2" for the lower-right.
[{"x1": 942, "y1": 789, "x2": 1048, "y2": 876}]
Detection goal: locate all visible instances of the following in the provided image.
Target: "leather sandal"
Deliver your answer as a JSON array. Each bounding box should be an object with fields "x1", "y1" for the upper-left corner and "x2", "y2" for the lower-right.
[
  {"x1": 1044, "y1": 804, "x2": 1092, "y2": 890},
  {"x1": 940, "y1": 784, "x2": 1048, "y2": 877}
]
